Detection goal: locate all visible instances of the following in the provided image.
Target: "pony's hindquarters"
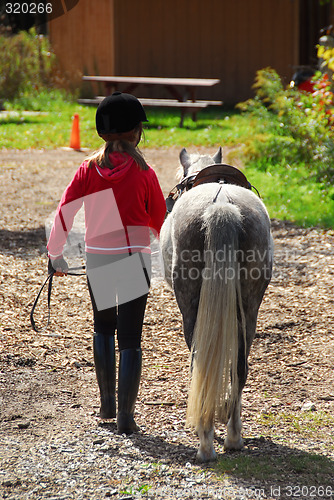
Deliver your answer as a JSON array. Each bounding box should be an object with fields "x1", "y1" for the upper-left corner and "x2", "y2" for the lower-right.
[{"x1": 186, "y1": 202, "x2": 246, "y2": 459}]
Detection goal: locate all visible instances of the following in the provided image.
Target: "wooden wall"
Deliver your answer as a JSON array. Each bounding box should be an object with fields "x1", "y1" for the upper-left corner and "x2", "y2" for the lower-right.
[
  {"x1": 48, "y1": 0, "x2": 331, "y2": 104},
  {"x1": 113, "y1": 0, "x2": 299, "y2": 103},
  {"x1": 48, "y1": 0, "x2": 115, "y2": 88}
]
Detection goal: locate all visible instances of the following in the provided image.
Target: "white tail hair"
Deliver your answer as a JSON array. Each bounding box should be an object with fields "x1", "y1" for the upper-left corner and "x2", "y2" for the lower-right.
[{"x1": 186, "y1": 203, "x2": 247, "y2": 429}]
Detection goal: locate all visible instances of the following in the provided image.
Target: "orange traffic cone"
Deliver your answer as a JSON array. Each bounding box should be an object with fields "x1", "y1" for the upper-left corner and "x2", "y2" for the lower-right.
[{"x1": 70, "y1": 113, "x2": 81, "y2": 150}]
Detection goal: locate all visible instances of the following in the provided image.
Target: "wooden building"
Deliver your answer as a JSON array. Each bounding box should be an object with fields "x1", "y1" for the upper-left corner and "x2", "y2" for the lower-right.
[{"x1": 48, "y1": 0, "x2": 333, "y2": 105}]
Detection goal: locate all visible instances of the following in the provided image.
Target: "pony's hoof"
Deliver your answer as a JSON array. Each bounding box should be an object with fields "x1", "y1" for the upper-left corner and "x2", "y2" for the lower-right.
[
  {"x1": 196, "y1": 448, "x2": 217, "y2": 463},
  {"x1": 224, "y1": 436, "x2": 244, "y2": 451}
]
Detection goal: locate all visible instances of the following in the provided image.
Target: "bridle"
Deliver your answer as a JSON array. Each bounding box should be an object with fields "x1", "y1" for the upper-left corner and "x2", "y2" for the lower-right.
[{"x1": 165, "y1": 163, "x2": 260, "y2": 213}]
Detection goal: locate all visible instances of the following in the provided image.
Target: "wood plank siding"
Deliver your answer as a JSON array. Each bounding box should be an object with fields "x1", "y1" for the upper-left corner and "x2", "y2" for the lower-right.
[
  {"x1": 48, "y1": 0, "x2": 115, "y2": 87},
  {"x1": 112, "y1": 0, "x2": 299, "y2": 102},
  {"x1": 48, "y1": 0, "x2": 333, "y2": 104}
]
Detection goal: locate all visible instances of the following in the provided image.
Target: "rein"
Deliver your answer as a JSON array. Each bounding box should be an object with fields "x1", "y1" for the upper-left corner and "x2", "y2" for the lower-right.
[
  {"x1": 30, "y1": 265, "x2": 86, "y2": 333},
  {"x1": 166, "y1": 163, "x2": 260, "y2": 213}
]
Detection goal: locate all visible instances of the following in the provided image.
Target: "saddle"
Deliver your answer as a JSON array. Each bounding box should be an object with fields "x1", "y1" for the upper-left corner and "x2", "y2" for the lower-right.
[
  {"x1": 192, "y1": 164, "x2": 251, "y2": 189},
  {"x1": 166, "y1": 163, "x2": 256, "y2": 213}
]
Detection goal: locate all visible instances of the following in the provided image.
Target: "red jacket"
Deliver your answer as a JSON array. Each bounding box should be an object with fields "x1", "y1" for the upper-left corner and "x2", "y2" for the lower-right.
[{"x1": 47, "y1": 152, "x2": 166, "y2": 258}]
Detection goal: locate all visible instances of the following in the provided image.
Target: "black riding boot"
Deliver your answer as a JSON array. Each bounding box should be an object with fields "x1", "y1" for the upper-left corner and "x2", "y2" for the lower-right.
[
  {"x1": 93, "y1": 332, "x2": 116, "y2": 419},
  {"x1": 117, "y1": 348, "x2": 142, "y2": 434}
]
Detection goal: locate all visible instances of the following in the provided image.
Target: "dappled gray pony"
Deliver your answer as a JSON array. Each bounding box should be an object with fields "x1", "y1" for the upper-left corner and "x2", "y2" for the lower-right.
[{"x1": 160, "y1": 147, "x2": 273, "y2": 462}]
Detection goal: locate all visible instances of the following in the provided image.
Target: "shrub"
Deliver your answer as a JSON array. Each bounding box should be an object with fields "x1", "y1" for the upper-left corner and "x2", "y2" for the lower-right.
[
  {"x1": 236, "y1": 67, "x2": 334, "y2": 187},
  {"x1": 0, "y1": 28, "x2": 57, "y2": 102}
]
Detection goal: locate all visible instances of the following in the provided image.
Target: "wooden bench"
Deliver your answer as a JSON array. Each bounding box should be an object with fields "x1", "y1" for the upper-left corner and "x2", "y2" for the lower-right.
[
  {"x1": 78, "y1": 97, "x2": 222, "y2": 126},
  {"x1": 79, "y1": 75, "x2": 222, "y2": 126}
]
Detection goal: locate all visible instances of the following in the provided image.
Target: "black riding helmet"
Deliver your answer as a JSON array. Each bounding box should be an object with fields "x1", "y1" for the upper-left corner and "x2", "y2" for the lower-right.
[{"x1": 96, "y1": 91, "x2": 148, "y2": 134}]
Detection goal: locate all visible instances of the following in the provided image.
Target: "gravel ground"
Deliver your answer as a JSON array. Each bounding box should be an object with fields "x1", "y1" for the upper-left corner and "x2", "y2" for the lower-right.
[{"x1": 0, "y1": 148, "x2": 333, "y2": 500}]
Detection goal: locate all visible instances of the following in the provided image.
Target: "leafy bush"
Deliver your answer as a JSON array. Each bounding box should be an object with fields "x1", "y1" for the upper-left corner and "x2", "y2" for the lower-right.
[
  {"x1": 0, "y1": 28, "x2": 57, "y2": 102},
  {"x1": 236, "y1": 67, "x2": 334, "y2": 187}
]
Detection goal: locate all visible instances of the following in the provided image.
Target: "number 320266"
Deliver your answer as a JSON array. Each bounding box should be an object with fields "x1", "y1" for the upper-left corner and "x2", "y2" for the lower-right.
[{"x1": 5, "y1": 3, "x2": 53, "y2": 14}]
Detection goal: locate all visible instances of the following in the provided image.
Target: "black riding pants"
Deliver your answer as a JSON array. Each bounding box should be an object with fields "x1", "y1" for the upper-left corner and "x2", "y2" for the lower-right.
[{"x1": 86, "y1": 253, "x2": 150, "y2": 350}]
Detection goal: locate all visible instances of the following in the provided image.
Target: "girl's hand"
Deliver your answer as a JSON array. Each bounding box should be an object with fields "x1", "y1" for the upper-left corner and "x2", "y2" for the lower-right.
[{"x1": 48, "y1": 257, "x2": 69, "y2": 277}]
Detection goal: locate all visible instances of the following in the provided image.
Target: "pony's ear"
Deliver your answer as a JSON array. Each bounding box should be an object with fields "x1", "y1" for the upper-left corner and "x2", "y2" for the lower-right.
[
  {"x1": 179, "y1": 147, "x2": 191, "y2": 175},
  {"x1": 212, "y1": 147, "x2": 222, "y2": 164}
]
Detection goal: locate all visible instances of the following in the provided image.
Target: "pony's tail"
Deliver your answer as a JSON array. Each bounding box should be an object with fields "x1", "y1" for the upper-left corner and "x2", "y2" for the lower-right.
[{"x1": 186, "y1": 203, "x2": 246, "y2": 429}]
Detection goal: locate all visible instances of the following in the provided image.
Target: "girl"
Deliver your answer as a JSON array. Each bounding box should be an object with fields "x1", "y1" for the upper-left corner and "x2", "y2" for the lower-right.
[{"x1": 47, "y1": 92, "x2": 166, "y2": 434}]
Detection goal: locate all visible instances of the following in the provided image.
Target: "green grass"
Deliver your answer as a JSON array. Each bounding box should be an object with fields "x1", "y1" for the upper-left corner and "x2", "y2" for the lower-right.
[
  {"x1": 1, "y1": 91, "x2": 334, "y2": 228},
  {"x1": 0, "y1": 94, "x2": 98, "y2": 150},
  {"x1": 0, "y1": 102, "x2": 253, "y2": 150},
  {"x1": 244, "y1": 164, "x2": 334, "y2": 228},
  {"x1": 143, "y1": 108, "x2": 258, "y2": 148},
  {"x1": 258, "y1": 410, "x2": 334, "y2": 439},
  {"x1": 214, "y1": 451, "x2": 334, "y2": 488},
  {"x1": 211, "y1": 410, "x2": 334, "y2": 491}
]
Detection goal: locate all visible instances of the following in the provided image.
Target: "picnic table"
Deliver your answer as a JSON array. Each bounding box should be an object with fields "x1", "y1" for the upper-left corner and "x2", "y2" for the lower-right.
[{"x1": 79, "y1": 75, "x2": 222, "y2": 126}]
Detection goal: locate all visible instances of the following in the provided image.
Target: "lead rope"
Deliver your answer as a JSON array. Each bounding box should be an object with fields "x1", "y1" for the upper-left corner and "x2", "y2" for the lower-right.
[{"x1": 30, "y1": 266, "x2": 86, "y2": 333}]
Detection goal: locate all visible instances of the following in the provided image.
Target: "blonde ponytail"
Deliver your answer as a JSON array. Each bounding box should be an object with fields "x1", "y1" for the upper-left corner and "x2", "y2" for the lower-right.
[{"x1": 86, "y1": 124, "x2": 148, "y2": 171}]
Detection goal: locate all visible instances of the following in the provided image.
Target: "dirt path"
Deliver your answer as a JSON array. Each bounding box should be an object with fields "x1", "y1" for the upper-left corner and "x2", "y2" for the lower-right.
[{"x1": 0, "y1": 148, "x2": 333, "y2": 500}]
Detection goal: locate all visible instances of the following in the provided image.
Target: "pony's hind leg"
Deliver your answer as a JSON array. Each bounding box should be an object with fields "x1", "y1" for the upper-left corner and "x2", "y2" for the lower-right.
[
  {"x1": 224, "y1": 398, "x2": 243, "y2": 450},
  {"x1": 224, "y1": 336, "x2": 249, "y2": 450},
  {"x1": 196, "y1": 414, "x2": 216, "y2": 462}
]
